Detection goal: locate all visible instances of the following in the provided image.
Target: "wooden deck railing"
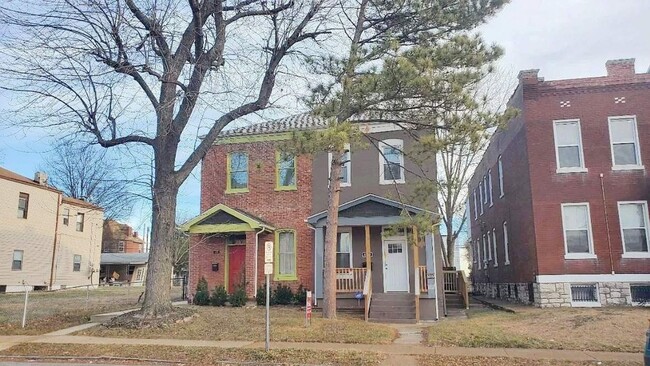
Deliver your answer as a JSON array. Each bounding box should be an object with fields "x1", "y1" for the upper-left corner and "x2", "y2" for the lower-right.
[
  {"x1": 335, "y1": 268, "x2": 367, "y2": 293},
  {"x1": 418, "y1": 266, "x2": 428, "y2": 293},
  {"x1": 443, "y1": 270, "x2": 459, "y2": 293}
]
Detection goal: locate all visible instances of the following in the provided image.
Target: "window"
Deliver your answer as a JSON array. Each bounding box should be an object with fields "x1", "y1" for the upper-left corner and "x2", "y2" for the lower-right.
[
  {"x1": 492, "y1": 229, "x2": 498, "y2": 267},
  {"x1": 12, "y1": 250, "x2": 23, "y2": 271},
  {"x1": 473, "y1": 239, "x2": 478, "y2": 264},
  {"x1": 487, "y1": 170, "x2": 493, "y2": 206},
  {"x1": 62, "y1": 208, "x2": 70, "y2": 226},
  {"x1": 275, "y1": 230, "x2": 296, "y2": 280},
  {"x1": 503, "y1": 221, "x2": 510, "y2": 265},
  {"x1": 608, "y1": 116, "x2": 643, "y2": 169},
  {"x1": 570, "y1": 284, "x2": 600, "y2": 307},
  {"x1": 561, "y1": 203, "x2": 595, "y2": 259},
  {"x1": 498, "y1": 156, "x2": 504, "y2": 197},
  {"x1": 227, "y1": 152, "x2": 248, "y2": 193},
  {"x1": 486, "y1": 231, "x2": 492, "y2": 261},
  {"x1": 276, "y1": 152, "x2": 296, "y2": 190},
  {"x1": 17, "y1": 193, "x2": 29, "y2": 219},
  {"x1": 379, "y1": 139, "x2": 405, "y2": 184},
  {"x1": 328, "y1": 144, "x2": 351, "y2": 187},
  {"x1": 473, "y1": 189, "x2": 478, "y2": 220},
  {"x1": 73, "y1": 255, "x2": 81, "y2": 272},
  {"x1": 553, "y1": 119, "x2": 586, "y2": 172},
  {"x1": 482, "y1": 176, "x2": 488, "y2": 204},
  {"x1": 135, "y1": 268, "x2": 145, "y2": 282},
  {"x1": 618, "y1": 201, "x2": 650, "y2": 257},
  {"x1": 482, "y1": 234, "x2": 487, "y2": 265},
  {"x1": 117, "y1": 241, "x2": 125, "y2": 253},
  {"x1": 76, "y1": 213, "x2": 85, "y2": 232},
  {"x1": 479, "y1": 182, "x2": 484, "y2": 215},
  {"x1": 630, "y1": 285, "x2": 650, "y2": 304},
  {"x1": 336, "y1": 232, "x2": 352, "y2": 268}
]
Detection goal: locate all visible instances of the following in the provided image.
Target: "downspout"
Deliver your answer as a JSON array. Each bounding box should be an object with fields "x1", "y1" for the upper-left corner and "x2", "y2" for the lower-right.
[
  {"x1": 599, "y1": 173, "x2": 615, "y2": 274},
  {"x1": 306, "y1": 222, "x2": 317, "y2": 306},
  {"x1": 49, "y1": 193, "x2": 62, "y2": 289},
  {"x1": 255, "y1": 227, "x2": 270, "y2": 294}
]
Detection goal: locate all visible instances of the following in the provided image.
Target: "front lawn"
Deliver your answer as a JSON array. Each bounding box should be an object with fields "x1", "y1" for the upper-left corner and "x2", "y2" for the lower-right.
[
  {"x1": 426, "y1": 306, "x2": 649, "y2": 352},
  {"x1": 0, "y1": 343, "x2": 385, "y2": 366},
  {"x1": 79, "y1": 306, "x2": 397, "y2": 344},
  {"x1": 418, "y1": 355, "x2": 640, "y2": 366}
]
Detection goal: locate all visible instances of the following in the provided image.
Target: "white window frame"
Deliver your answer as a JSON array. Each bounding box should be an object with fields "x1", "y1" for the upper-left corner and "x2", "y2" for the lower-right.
[
  {"x1": 479, "y1": 182, "x2": 484, "y2": 215},
  {"x1": 487, "y1": 170, "x2": 493, "y2": 207},
  {"x1": 618, "y1": 201, "x2": 650, "y2": 258},
  {"x1": 492, "y1": 229, "x2": 498, "y2": 267},
  {"x1": 476, "y1": 239, "x2": 481, "y2": 269},
  {"x1": 498, "y1": 155, "x2": 504, "y2": 198},
  {"x1": 608, "y1": 115, "x2": 644, "y2": 170},
  {"x1": 473, "y1": 239, "x2": 478, "y2": 264},
  {"x1": 487, "y1": 231, "x2": 492, "y2": 261},
  {"x1": 117, "y1": 241, "x2": 125, "y2": 253},
  {"x1": 482, "y1": 234, "x2": 487, "y2": 267},
  {"x1": 336, "y1": 230, "x2": 354, "y2": 268},
  {"x1": 482, "y1": 175, "x2": 488, "y2": 204},
  {"x1": 73, "y1": 254, "x2": 82, "y2": 272},
  {"x1": 570, "y1": 283, "x2": 601, "y2": 308},
  {"x1": 328, "y1": 143, "x2": 351, "y2": 187},
  {"x1": 553, "y1": 119, "x2": 588, "y2": 173},
  {"x1": 378, "y1": 139, "x2": 405, "y2": 185},
  {"x1": 473, "y1": 189, "x2": 478, "y2": 220},
  {"x1": 503, "y1": 221, "x2": 510, "y2": 265},
  {"x1": 561, "y1": 203, "x2": 597, "y2": 259}
]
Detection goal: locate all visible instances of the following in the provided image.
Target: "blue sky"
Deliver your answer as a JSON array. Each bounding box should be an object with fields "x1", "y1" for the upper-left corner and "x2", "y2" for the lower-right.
[{"x1": 1, "y1": 0, "x2": 650, "y2": 234}]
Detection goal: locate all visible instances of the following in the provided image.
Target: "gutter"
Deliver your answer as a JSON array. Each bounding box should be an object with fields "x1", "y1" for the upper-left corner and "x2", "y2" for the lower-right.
[{"x1": 49, "y1": 192, "x2": 62, "y2": 289}]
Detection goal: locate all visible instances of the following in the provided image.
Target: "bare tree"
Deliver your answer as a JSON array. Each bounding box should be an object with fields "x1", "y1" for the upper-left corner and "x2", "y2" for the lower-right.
[
  {"x1": 43, "y1": 143, "x2": 134, "y2": 220},
  {"x1": 0, "y1": 0, "x2": 329, "y2": 316}
]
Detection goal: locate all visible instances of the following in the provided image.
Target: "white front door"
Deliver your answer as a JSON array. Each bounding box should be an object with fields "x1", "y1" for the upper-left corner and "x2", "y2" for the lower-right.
[{"x1": 383, "y1": 239, "x2": 409, "y2": 292}]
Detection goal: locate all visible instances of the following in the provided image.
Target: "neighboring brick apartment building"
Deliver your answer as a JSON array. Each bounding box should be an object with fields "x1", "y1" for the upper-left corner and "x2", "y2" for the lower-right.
[
  {"x1": 0, "y1": 167, "x2": 104, "y2": 292},
  {"x1": 469, "y1": 59, "x2": 650, "y2": 307},
  {"x1": 102, "y1": 220, "x2": 145, "y2": 253},
  {"x1": 184, "y1": 114, "x2": 446, "y2": 321}
]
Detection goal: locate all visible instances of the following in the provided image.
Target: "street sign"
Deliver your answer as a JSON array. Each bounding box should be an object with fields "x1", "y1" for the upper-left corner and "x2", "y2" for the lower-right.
[
  {"x1": 264, "y1": 263, "x2": 273, "y2": 275},
  {"x1": 305, "y1": 291, "x2": 312, "y2": 326},
  {"x1": 264, "y1": 241, "x2": 274, "y2": 263}
]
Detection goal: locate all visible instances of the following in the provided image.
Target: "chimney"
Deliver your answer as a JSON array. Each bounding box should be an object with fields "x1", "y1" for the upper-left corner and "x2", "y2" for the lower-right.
[
  {"x1": 34, "y1": 171, "x2": 48, "y2": 186},
  {"x1": 134, "y1": 231, "x2": 138, "y2": 238},
  {"x1": 518, "y1": 69, "x2": 540, "y2": 85},
  {"x1": 605, "y1": 58, "x2": 635, "y2": 77}
]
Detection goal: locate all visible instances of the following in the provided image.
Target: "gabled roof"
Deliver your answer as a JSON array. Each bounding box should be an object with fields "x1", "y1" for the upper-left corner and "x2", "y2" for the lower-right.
[
  {"x1": 219, "y1": 113, "x2": 328, "y2": 137},
  {"x1": 0, "y1": 166, "x2": 59, "y2": 193},
  {"x1": 181, "y1": 203, "x2": 275, "y2": 234},
  {"x1": 101, "y1": 252, "x2": 149, "y2": 265},
  {"x1": 307, "y1": 194, "x2": 435, "y2": 225}
]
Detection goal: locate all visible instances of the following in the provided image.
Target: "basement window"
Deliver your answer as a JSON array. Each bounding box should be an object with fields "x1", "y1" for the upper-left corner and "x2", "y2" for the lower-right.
[
  {"x1": 630, "y1": 285, "x2": 650, "y2": 305},
  {"x1": 570, "y1": 284, "x2": 600, "y2": 307}
]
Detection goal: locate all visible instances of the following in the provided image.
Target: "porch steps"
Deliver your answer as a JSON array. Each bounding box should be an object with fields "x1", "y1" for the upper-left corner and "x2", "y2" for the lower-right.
[
  {"x1": 444, "y1": 293, "x2": 467, "y2": 318},
  {"x1": 368, "y1": 293, "x2": 416, "y2": 324}
]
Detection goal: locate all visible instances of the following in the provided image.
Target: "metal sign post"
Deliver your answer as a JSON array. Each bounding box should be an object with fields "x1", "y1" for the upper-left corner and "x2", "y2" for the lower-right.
[
  {"x1": 305, "y1": 290, "x2": 312, "y2": 326},
  {"x1": 264, "y1": 241, "x2": 274, "y2": 352}
]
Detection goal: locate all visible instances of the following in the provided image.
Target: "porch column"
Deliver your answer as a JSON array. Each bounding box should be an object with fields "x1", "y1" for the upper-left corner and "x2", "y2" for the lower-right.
[
  {"x1": 314, "y1": 226, "x2": 324, "y2": 299},
  {"x1": 425, "y1": 233, "x2": 437, "y2": 299},
  {"x1": 413, "y1": 226, "x2": 420, "y2": 322}
]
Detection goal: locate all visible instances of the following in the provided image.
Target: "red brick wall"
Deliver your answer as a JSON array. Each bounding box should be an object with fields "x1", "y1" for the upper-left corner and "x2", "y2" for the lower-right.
[{"x1": 189, "y1": 139, "x2": 314, "y2": 296}]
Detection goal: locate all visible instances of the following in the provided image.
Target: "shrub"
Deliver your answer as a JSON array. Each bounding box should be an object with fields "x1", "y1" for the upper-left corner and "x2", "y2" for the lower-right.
[
  {"x1": 256, "y1": 285, "x2": 270, "y2": 306},
  {"x1": 293, "y1": 284, "x2": 307, "y2": 305},
  {"x1": 210, "y1": 285, "x2": 228, "y2": 306},
  {"x1": 193, "y1": 277, "x2": 210, "y2": 306},
  {"x1": 273, "y1": 284, "x2": 294, "y2": 305},
  {"x1": 229, "y1": 285, "x2": 247, "y2": 307}
]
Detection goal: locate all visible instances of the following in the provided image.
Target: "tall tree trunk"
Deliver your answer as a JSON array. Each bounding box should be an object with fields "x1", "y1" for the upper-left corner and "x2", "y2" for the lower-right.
[
  {"x1": 322, "y1": 151, "x2": 343, "y2": 319},
  {"x1": 445, "y1": 219, "x2": 455, "y2": 268}
]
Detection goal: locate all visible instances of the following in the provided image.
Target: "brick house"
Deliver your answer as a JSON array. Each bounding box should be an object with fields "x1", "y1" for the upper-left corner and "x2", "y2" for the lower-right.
[
  {"x1": 102, "y1": 220, "x2": 145, "y2": 253},
  {"x1": 469, "y1": 59, "x2": 650, "y2": 307},
  {"x1": 100, "y1": 220, "x2": 148, "y2": 285},
  {"x1": 184, "y1": 114, "x2": 453, "y2": 321}
]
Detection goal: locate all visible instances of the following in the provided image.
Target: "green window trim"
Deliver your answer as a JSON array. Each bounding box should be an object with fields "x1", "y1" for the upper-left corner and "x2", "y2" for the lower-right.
[
  {"x1": 226, "y1": 152, "x2": 249, "y2": 194},
  {"x1": 274, "y1": 229, "x2": 297, "y2": 281},
  {"x1": 275, "y1": 150, "x2": 297, "y2": 191}
]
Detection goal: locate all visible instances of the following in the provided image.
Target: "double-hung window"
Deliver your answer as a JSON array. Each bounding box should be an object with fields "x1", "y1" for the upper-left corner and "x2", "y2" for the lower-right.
[
  {"x1": 62, "y1": 208, "x2": 70, "y2": 226},
  {"x1": 561, "y1": 203, "x2": 596, "y2": 259},
  {"x1": 73, "y1": 255, "x2": 81, "y2": 272},
  {"x1": 336, "y1": 232, "x2": 353, "y2": 268},
  {"x1": 117, "y1": 241, "x2": 125, "y2": 252},
  {"x1": 76, "y1": 213, "x2": 85, "y2": 232},
  {"x1": 276, "y1": 152, "x2": 297, "y2": 190},
  {"x1": 498, "y1": 155, "x2": 504, "y2": 197},
  {"x1": 553, "y1": 119, "x2": 586, "y2": 173},
  {"x1": 608, "y1": 116, "x2": 643, "y2": 169},
  {"x1": 473, "y1": 189, "x2": 478, "y2": 220},
  {"x1": 487, "y1": 170, "x2": 493, "y2": 206},
  {"x1": 479, "y1": 182, "x2": 484, "y2": 215},
  {"x1": 503, "y1": 221, "x2": 510, "y2": 265},
  {"x1": 487, "y1": 231, "x2": 492, "y2": 261},
  {"x1": 227, "y1": 152, "x2": 248, "y2": 193},
  {"x1": 275, "y1": 230, "x2": 296, "y2": 280},
  {"x1": 328, "y1": 144, "x2": 351, "y2": 187},
  {"x1": 618, "y1": 201, "x2": 650, "y2": 258},
  {"x1": 12, "y1": 250, "x2": 23, "y2": 271},
  {"x1": 17, "y1": 193, "x2": 29, "y2": 219},
  {"x1": 482, "y1": 176, "x2": 488, "y2": 204},
  {"x1": 379, "y1": 139, "x2": 405, "y2": 184},
  {"x1": 482, "y1": 234, "x2": 487, "y2": 265},
  {"x1": 492, "y1": 229, "x2": 498, "y2": 267}
]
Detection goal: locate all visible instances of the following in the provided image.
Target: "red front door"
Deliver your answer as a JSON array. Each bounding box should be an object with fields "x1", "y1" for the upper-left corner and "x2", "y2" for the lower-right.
[{"x1": 228, "y1": 245, "x2": 246, "y2": 293}]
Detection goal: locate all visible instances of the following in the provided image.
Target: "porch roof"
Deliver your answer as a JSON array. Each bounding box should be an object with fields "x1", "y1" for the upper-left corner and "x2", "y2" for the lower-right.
[
  {"x1": 181, "y1": 203, "x2": 275, "y2": 234},
  {"x1": 101, "y1": 253, "x2": 149, "y2": 265},
  {"x1": 306, "y1": 194, "x2": 435, "y2": 227}
]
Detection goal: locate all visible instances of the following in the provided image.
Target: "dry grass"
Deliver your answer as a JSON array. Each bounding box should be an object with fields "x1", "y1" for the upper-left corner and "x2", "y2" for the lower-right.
[
  {"x1": 80, "y1": 306, "x2": 397, "y2": 344},
  {"x1": 418, "y1": 355, "x2": 641, "y2": 366},
  {"x1": 0, "y1": 343, "x2": 386, "y2": 366},
  {"x1": 0, "y1": 286, "x2": 182, "y2": 335},
  {"x1": 427, "y1": 307, "x2": 649, "y2": 352}
]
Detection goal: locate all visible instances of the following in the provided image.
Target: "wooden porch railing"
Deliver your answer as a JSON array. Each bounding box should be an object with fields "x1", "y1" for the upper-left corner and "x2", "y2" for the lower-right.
[
  {"x1": 443, "y1": 270, "x2": 459, "y2": 293},
  {"x1": 418, "y1": 266, "x2": 428, "y2": 293},
  {"x1": 335, "y1": 268, "x2": 367, "y2": 293},
  {"x1": 363, "y1": 269, "x2": 372, "y2": 321}
]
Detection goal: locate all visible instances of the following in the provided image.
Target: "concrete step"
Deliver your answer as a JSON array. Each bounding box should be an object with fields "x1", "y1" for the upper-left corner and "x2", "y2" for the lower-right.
[
  {"x1": 373, "y1": 293, "x2": 413, "y2": 300},
  {"x1": 370, "y1": 305, "x2": 415, "y2": 312},
  {"x1": 369, "y1": 311, "x2": 415, "y2": 319},
  {"x1": 371, "y1": 298, "x2": 415, "y2": 306},
  {"x1": 369, "y1": 317, "x2": 417, "y2": 324}
]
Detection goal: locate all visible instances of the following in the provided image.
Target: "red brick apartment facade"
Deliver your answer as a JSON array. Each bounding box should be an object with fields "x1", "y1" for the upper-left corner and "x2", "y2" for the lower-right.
[{"x1": 469, "y1": 59, "x2": 650, "y2": 307}]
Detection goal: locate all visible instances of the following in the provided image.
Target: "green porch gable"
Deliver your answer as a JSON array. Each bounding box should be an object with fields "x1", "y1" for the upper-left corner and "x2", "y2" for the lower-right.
[{"x1": 181, "y1": 204, "x2": 275, "y2": 234}]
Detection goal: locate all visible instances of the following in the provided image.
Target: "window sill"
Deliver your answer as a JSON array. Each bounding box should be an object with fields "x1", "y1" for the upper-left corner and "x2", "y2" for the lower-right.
[
  {"x1": 571, "y1": 301, "x2": 601, "y2": 308},
  {"x1": 379, "y1": 179, "x2": 405, "y2": 185},
  {"x1": 504, "y1": 261, "x2": 510, "y2": 265},
  {"x1": 612, "y1": 165, "x2": 645, "y2": 171},
  {"x1": 275, "y1": 186, "x2": 297, "y2": 192},
  {"x1": 500, "y1": 194, "x2": 504, "y2": 198},
  {"x1": 557, "y1": 167, "x2": 588, "y2": 174},
  {"x1": 225, "y1": 189, "x2": 249, "y2": 194},
  {"x1": 493, "y1": 264, "x2": 498, "y2": 268},
  {"x1": 564, "y1": 254, "x2": 597, "y2": 260},
  {"x1": 621, "y1": 252, "x2": 650, "y2": 259},
  {"x1": 274, "y1": 275, "x2": 298, "y2": 281}
]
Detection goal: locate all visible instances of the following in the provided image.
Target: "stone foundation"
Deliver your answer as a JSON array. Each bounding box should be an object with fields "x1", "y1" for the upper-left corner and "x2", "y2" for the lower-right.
[{"x1": 473, "y1": 282, "x2": 533, "y2": 304}]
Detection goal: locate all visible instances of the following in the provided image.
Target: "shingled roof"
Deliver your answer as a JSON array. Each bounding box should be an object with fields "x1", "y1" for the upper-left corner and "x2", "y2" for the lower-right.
[{"x1": 219, "y1": 113, "x2": 328, "y2": 137}]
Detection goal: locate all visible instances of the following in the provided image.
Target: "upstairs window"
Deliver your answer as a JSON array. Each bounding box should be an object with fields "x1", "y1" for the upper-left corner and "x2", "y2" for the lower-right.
[
  {"x1": 12, "y1": 250, "x2": 23, "y2": 271},
  {"x1": 608, "y1": 116, "x2": 642, "y2": 169},
  {"x1": 473, "y1": 189, "x2": 478, "y2": 220},
  {"x1": 561, "y1": 203, "x2": 595, "y2": 259},
  {"x1": 492, "y1": 229, "x2": 498, "y2": 267},
  {"x1": 17, "y1": 193, "x2": 29, "y2": 219},
  {"x1": 276, "y1": 152, "x2": 297, "y2": 190},
  {"x1": 117, "y1": 241, "x2": 125, "y2": 252},
  {"x1": 479, "y1": 182, "x2": 484, "y2": 215},
  {"x1": 62, "y1": 208, "x2": 70, "y2": 226},
  {"x1": 379, "y1": 139, "x2": 405, "y2": 184},
  {"x1": 498, "y1": 155, "x2": 504, "y2": 197},
  {"x1": 76, "y1": 213, "x2": 85, "y2": 232},
  {"x1": 336, "y1": 232, "x2": 353, "y2": 268},
  {"x1": 503, "y1": 221, "x2": 510, "y2": 265},
  {"x1": 553, "y1": 120, "x2": 586, "y2": 172},
  {"x1": 482, "y1": 176, "x2": 488, "y2": 204},
  {"x1": 487, "y1": 169, "x2": 493, "y2": 206},
  {"x1": 275, "y1": 230, "x2": 296, "y2": 280},
  {"x1": 328, "y1": 144, "x2": 351, "y2": 187},
  {"x1": 618, "y1": 201, "x2": 649, "y2": 257},
  {"x1": 73, "y1": 254, "x2": 81, "y2": 272},
  {"x1": 227, "y1": 152, "x2": 248, "y2": 193}
]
